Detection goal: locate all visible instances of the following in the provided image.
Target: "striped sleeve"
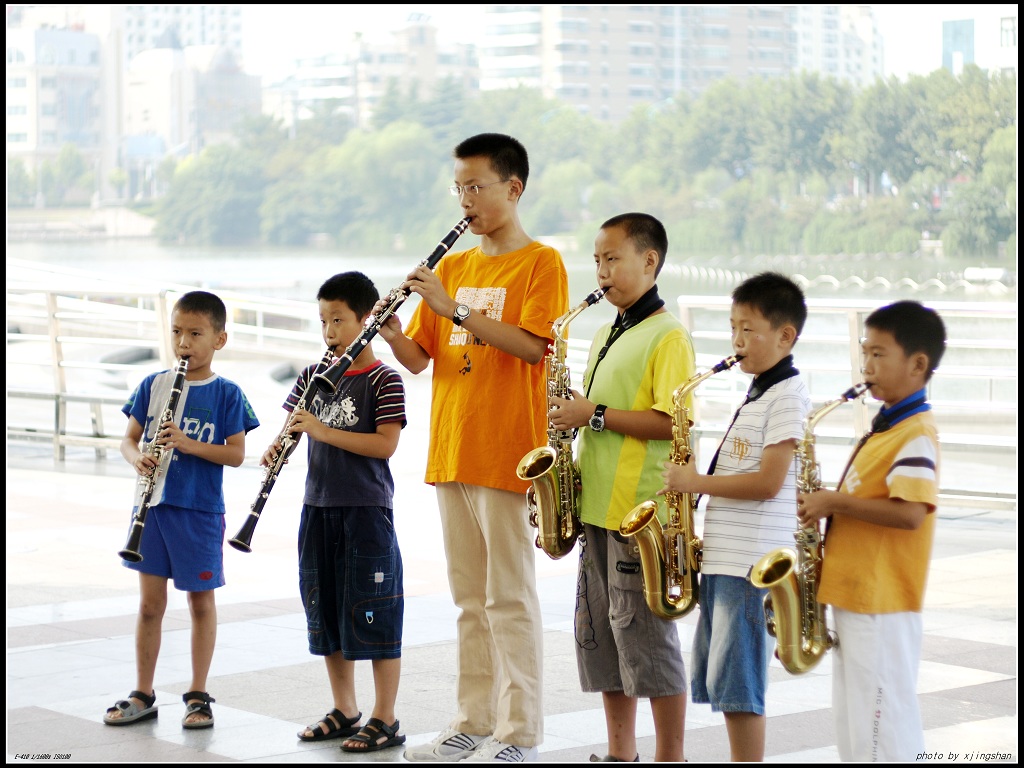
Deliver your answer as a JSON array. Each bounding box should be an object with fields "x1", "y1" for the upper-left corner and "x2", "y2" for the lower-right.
[
  {"x1": 283, "y1": 364, "x2": 316, "y2": 412},
  {"x1": 887, "y1": 433, "x2": 939, "y2": 510},
  {"x1": 370, "y1": 365, "x2": 407, "y2": 428}
]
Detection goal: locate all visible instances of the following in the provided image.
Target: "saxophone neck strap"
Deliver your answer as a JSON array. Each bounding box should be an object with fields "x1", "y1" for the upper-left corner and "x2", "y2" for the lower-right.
[
  {"x1": 826, "y1": 390, "x2": 929, "y2": 538},
  {"x1": 695, "y1": 357, "x2": 799, "y2": 508},
  {"x1": 583, "y1": 285, "x2": 665, "y2": 400}
]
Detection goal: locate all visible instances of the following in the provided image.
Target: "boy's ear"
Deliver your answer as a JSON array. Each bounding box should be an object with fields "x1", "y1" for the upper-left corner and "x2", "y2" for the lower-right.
[
  {"x1": 778, "y1": 323, "x2": 798, "y2": 347},
  {"x1": 644, "y1": 248, "x2": 659, "y2": 272},
  {"x1": 507, "y1": 176, "x2": 523, "y2": 201},
  {"x1": 910, "y1": 351, "x2": 929, "y2": 378},
  {"x1": 214, "y1": 330, "x2": 228, "y2": 350}
]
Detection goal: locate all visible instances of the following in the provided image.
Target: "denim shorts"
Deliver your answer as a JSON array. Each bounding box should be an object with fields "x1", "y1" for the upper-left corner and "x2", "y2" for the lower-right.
[
  {"x1": 298, "y1": 504, "x2": 404, "y2": 660},
  {"x1": 690, "y1": 573, "x2": 772, "y2": 714},
  {"x1": 122, "y1": 503, "x2": 225, "y2": 592}
]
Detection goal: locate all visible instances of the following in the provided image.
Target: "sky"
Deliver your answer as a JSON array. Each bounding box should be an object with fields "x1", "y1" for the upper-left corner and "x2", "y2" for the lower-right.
[{"x1": 240, "y1": 5, "x2": 1016, "y2": 82}]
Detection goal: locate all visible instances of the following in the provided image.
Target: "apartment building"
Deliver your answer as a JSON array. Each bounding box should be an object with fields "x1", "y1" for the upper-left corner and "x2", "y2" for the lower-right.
[{"x1": 477, "y1": 5, "x2": 886, "y2": 120}]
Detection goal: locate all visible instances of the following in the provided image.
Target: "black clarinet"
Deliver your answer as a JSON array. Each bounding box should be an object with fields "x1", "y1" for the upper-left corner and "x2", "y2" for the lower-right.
[
  {"x1": 119, "y1": 356, "x2": 190, "y2": 562},
  {"x1": 314, "y1": 217, "x2": 471, "y2": 394},
  {"x1": 228, "y1": 348, "x2": 335, "y2": 553}
]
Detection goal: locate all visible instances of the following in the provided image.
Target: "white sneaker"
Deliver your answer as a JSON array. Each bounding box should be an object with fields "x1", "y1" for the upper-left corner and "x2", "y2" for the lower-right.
[
  {"x1": 404, "y1": 726, "x2": 491, "y2": 762},
  {"x1": 464, "y1": 737, "x2": 539, "y2": 763}
]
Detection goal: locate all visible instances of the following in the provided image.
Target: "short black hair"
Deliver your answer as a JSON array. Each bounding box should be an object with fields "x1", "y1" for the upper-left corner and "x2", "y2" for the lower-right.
[
  {"x1": 453, "y1": 133, "x2": 530, "y2": 192},
  {"x1": 600, "y1": 212, "x2": 668, "y2": 276},
  {"x1": 317, "y1": 271, "x2": 380, "y2": 318},
  {"x1": 731, "y1": 272, "x2": 807, "y2": 336},
  {"x1": 865, "y1": 300, "x2": 947, "y2": 381},
  {"x1": 174, "y1": 290, "x2": 226, "y2": 333}
]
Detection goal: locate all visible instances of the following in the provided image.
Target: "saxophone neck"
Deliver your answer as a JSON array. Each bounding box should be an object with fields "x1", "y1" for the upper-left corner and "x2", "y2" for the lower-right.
[
  {"x1": 552, "y1": 288, "x2": 606, "y2": 343},
  {"x1": 805, "y1": 382, "x2": 870, "y2": 432},
  {"x1": 673, "y1": 354, "x2": 743, "y2": 405}
]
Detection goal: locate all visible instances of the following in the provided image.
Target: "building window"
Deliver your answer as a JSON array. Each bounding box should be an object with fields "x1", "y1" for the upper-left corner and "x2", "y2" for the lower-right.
[
  {"x1": 7, "y1": 133, "x2": 28, "y2": 142},
  {"x1": 1001, "y1": 17, "x2": 1017, "y2": 47}
]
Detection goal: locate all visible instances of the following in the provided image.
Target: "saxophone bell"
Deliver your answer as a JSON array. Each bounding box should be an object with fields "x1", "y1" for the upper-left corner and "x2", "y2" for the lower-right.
[
  {"x1": 516, "y1": 288, "x2": 606, "y2": 560},
  {"x1": 620, "y1": 354, "x2": 743, "y2": 620}
]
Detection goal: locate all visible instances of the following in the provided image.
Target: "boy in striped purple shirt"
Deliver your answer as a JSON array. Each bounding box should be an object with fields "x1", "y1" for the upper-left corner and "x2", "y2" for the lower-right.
[{"x1": 263, "y1": 271, "x2": 409, "y2": 753}]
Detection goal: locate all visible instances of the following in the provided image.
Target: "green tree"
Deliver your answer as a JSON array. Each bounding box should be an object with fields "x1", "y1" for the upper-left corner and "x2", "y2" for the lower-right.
[
  {"x1": 6, "y1": 157, "x2": 34, "y2": 207},
  {"x1": 155, "y1": 144, "x2": 266, "y2": 245}
]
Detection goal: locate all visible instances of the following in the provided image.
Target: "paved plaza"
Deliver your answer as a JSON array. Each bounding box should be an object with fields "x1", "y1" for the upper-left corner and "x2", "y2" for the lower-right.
[{"x1": 6, "y1": 363, "x2": 1017, "y2": 763}]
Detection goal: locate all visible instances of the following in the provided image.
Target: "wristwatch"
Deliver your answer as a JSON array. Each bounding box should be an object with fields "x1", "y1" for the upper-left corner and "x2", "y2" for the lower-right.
[
  {"x1": 589, "y1": 404, "x2": 607, "y2": 433},
  {"x1": 453, "y1": 304, "x2": 471, "y2": 326}
]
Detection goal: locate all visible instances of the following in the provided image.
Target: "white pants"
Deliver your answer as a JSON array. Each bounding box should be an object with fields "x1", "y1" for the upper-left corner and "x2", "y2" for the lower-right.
[
  {"x1": 832, "y1": 608, "x2": 925, "y2": 762},
  {"x1": 436, "y1": 482, "x2": 544, "y2": 746}
]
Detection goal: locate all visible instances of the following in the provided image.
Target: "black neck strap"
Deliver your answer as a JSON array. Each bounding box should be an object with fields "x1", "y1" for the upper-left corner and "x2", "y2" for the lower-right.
[
  {"x1": 699, "y1": 356, "x2": 799, "y2": 505},
  {"x1": 584, "y1": 285, "x2": 665, "y2": 399}
]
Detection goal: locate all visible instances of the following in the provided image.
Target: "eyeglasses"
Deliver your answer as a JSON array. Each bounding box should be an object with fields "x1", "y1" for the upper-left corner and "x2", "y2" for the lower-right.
[{"x1": 448, "y1": 180, "x2": 510, "y2": 197}]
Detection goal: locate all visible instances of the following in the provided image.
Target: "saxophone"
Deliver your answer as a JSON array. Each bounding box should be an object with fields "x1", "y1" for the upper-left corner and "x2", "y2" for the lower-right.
[
  {"x1": 619, "y1": 354, "x2": 744, "y2": 619},
  {"x1": 516, "y1": 287, "x2": 606, "y2": 560},
  {"x1": 748, "y1": 381, "x2": 870, "y2": 674}
]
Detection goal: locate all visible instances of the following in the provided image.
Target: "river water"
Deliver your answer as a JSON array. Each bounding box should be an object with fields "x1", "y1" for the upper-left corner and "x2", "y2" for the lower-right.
[{"x1": 6, "y1": 237, "x2": 1015, "y2": 346}]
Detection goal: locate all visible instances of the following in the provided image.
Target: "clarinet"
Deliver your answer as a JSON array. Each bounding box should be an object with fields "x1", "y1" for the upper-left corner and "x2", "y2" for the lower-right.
[
  {"x1": 314, "y1": 217, "x2": 471, "y2": 394},
  {"x1": 119, "y1": 356, "x2": 190, "y2": 562},
  {"x1": 228, "y1": 348, "x2": 335, "y2": 553}
]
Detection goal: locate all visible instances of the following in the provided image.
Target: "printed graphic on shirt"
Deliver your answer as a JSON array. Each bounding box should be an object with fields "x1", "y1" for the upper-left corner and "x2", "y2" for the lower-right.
[
  {"x1": 727, "y1": 434, "x2": 751, "y2": 462},
  {"x1": 449, "y1": 286, "x2": 506, "y2": 347},
  {"x1": 312, "y1": 393, "x2": 360, "y2": 429},
  {"x1": 181, "y1": 405, "x2": 216, "y2": 444}
]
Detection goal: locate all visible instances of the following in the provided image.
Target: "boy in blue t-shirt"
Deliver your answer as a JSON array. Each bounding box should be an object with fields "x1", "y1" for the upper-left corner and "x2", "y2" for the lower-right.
[{"x1": 105, "y1": 290, "x2": 260, "y2": 730}]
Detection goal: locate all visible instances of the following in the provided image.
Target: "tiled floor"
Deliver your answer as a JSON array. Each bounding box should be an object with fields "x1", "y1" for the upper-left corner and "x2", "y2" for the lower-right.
[{"x1": 6, "y1": 363, "x2": 1017, "y2": 763}]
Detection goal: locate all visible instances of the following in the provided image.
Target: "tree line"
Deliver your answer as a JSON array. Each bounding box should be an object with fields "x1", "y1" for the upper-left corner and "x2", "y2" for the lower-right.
[{"x1": 8, "y1": 65, "x2": 1016, "y2": 261}]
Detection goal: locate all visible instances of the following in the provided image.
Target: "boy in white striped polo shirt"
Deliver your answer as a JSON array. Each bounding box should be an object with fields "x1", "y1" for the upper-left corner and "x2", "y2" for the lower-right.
[{"x1": 661, "y1": 271, "x2": 812, "y2": 762}]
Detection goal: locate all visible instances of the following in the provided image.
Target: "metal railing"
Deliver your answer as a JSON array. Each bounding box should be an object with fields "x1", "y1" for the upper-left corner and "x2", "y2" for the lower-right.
[
  {"x1": 5, "y1": 261, "x2": 1017, "y2": 507},
  {"x1": 675, "y1": 295, "x2": 1017, "y2": 507}
]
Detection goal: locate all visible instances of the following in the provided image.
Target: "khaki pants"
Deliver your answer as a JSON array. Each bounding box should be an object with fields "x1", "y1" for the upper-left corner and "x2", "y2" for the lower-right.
[{"x1": 436, "y1": 482, "x2": 544, "y2": 747}]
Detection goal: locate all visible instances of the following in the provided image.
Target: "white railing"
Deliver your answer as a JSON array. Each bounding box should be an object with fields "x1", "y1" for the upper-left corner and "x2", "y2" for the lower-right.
[
  {"x1": 5, "y1": 261, "x2": 1017, "y2": 507},
  {"x1": 675, "y1": 295, "x2": 1017, "y2": 507}
]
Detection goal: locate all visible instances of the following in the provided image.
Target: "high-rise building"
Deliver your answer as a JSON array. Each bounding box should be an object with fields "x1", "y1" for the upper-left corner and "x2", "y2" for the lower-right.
[
  {"x1": 263, "y1": 15, "x2": 477, "y2": 132},
  {"x1": 943, "y1": 10, "x2": 1017, "y2": 77},
  {"x1": 477, "y1": 5, "x2": 883, "y2": 121},
  {"x1": 6, "y1": 25, "x2": 103, "y2": 205},
  {"x1": 6, "y1": 4, "x2": 256, "y2": 202}
]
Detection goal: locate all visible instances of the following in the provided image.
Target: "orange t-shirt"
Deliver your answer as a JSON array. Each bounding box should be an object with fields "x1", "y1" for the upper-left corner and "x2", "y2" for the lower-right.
[{"x1": 406, "y1": 241, "x2": 569, "y2": 493}]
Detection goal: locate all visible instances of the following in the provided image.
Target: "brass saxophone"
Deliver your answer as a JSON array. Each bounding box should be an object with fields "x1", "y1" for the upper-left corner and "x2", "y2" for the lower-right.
[
  {"x1": 516, "y1": 287, "x2": 606, "y2": 560},
  {"x1": 748, "y1": 381, "x2": 870, "y2": 674},
  {"x1": 619, "y1": 354, "x2": 744, "y2": 620}
]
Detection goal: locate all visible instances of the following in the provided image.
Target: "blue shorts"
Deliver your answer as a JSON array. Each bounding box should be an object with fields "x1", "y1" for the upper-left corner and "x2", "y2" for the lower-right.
[
  {"x1": 121, "y1": 503, "x2": 225, "y2": 592},
  {"x1": 690, "y1": 573, "x2": 772, "y2": 714},
  {"x1": 298, "y1": 504, "x2": 404, "y2": 660},
  {"x1": 574, "y1": 524, "x2": 688, "y2": 699}
]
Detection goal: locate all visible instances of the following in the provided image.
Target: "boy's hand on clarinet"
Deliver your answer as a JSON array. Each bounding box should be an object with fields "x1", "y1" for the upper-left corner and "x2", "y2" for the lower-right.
[
  {"x1": 133, "y1": 451, "x2": 158, "y2": 477},
  {"x1": 288, "y1": 408, "x2": 324, "y2": 442},
  {"x1": 404, "y1": 266, "x2": 452, "y2": 317},
  {"x1": 372, "y1": 297, "x2": 403, "y2": 341},
  {"x1": 157, "y1": 418, "x2": 194, "y2": 455},
  {"x1": 260, "y1": 438, "x2": 286, "y2": 468}
]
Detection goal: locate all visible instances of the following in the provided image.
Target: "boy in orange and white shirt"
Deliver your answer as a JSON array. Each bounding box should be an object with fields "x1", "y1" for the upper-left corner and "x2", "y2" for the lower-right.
[{"x1": 798, "y1": 300, "x2": 947, "y2": 762}]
